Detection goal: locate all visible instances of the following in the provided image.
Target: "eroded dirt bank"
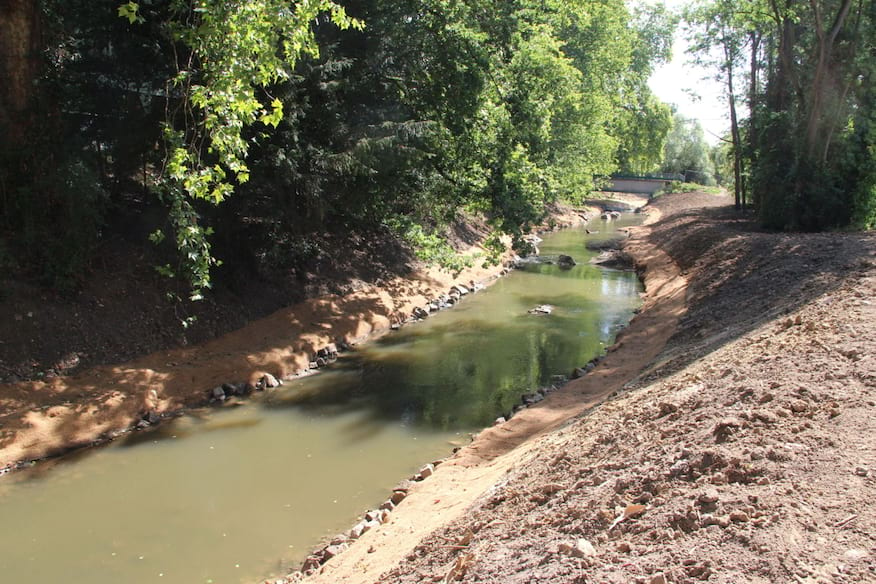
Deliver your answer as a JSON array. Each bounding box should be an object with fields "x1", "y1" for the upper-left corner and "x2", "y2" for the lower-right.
[{"x1": 297, "y1": 192, "x2": 876, "y2": 584}]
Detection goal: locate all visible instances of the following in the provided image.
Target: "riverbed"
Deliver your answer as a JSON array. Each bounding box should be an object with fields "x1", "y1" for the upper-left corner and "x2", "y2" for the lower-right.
[{"x1": 0, "y1": 215, "x2": 642, "y2": 584}]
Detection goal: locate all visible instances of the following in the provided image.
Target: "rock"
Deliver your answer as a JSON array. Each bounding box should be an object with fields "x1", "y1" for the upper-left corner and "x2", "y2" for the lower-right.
[
  {"x1": 789, "y1": 399, "x2": 809, "y2": 413},
  {"x1": 322, "y1": 543, "x2": 348, "y2": 560},
  {"x1": 309, "y1": 361, "x2": 319, "y2": 370},
  {"x1": 557, "y1": 255, "x2": 576, "y2": 269},
  {"x1": 616, "y1": 542, "x2": 631, "y2": 553},
  {"x1": 752, "y1": 409, "x2": 779, "y2": 424},
  {"x1": 380, "y1": 500, "x2": 396, "y2": 511},
  {"x1": 572, "y1": 367, "x2": 587, "y2": 379},
  {"x1": 261, "y1": 373, "x2": 280, "y2": 389},
  {"x1": 700, "y1": 514, "x2": 719, "y2": 527},
  {"x1": 658, "y1": 402, "x2": 678, "y2": 417},
  {"x1": 379, "y1": 509, "x2": 391, "y2": 523},
  {"x1": 522, "y1": 392, "x2": 544, "y2": 405},
  {"x1": 394, "y1": 479, "x2": 414, "y2": 493},
  {"x1": 558, "y1": 539, "x2": 596, "y2": 558},
  {"x1": 650, "y1": 573, "x2": 667, "y2": 584},
  {"x1": 145, "y1": 411, "x2": 161, "y2": 424},
  {"x1": 574, "y1": 539, "x2": 596, "y2": 557},
  {"x1": 855, "y1": 467, "x2": 869, "y2": 477},
  {"x1": 364, "y1": 510, "x2": 381, "y2": 522},
  {"x1": 211, "y1": 386, "x2": 226, "y2": 401},
  {"x1": 316, "y1": 357, "x2": 327, "y2": 368},
  {"x1": 330, "y1": 534, "x2": 350, "y2": 546},
  {"x1": 494, "y1": 416, "x2": 506, "y2": 426},
  {"x1": 528, "y1": 304, "x2": 554, "y2": 315},
  {"x1": 452, "y1": 284, "x2": 470, "y2": 296},
  {"x1": 713, "y1": 417, "x2": 743, "y2": 442},
  {"x1": 390, "y1": 490, "x2": 407, "y2": 505},
  {"x1": 136, "y1": 419, "x2": 150, "y2": 429},
  {"x1": 362, "y1": 519, "x2": 380, "y2": 533},
  {"x1": 417, "y1": 463, "x2": 435, "y2": 480},
  {"x1": 729, "y1": 510, "x2": 750, "y2": 523},
  {"x1": 349, "y1": 521, "x2": 367, "y2": 539},
  {"x1": 698, "y1": 489, "x2": 720, "y2": 504},
  {"x1": 413, "y1": 307, "x2": 430, "y2": 320},
  {"x1": 301, "y1": 555, "x2": 322, "y2": 571}
]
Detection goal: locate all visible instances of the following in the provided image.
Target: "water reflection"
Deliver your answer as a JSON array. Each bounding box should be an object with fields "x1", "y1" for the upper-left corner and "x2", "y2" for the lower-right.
[{"x1": 0, "y1": 214, "x2": 643, "y2": 584}]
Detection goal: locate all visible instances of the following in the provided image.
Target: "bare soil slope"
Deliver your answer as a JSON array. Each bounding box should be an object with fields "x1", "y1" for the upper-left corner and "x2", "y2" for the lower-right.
[{"x1": 316, "y1": 192, "x2": 875, "y2": 584}]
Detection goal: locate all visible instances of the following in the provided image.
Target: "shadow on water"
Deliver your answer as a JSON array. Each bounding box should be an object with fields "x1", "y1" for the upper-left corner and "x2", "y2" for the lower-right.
[
  {"x1": 0, "y1": 215, "x2": 646, "y2": 584},
  {"x1": 260, "y1": 259, "x2": 642, "y2": 432}
]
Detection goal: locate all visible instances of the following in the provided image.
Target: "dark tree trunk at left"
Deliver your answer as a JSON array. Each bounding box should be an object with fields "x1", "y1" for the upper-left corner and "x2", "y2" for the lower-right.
[{"x1": 0, "y1": 0, "x2": 42, "y2": 145}]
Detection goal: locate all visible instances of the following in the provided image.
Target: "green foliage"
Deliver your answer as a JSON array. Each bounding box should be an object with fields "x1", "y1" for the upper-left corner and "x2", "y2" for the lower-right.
[
  {"x1": 7, "y1": 156, "x2": 108, "y2": 291},
  {"x1": 154, "y1": 0, "x2": 363, "y2": 298},
  {"x1": 3, "y1": 0, "x2": 679, "y2": 302},
  {"x1": 660, "y1": 113, "x2": 717, "y2": 186},
  {"x1": 657, "y1": 181, "x2": 722, "y2": 196},
  {"x1": 389, "y1": 220, "x2": 474, "y2": 275},
  {"x1": 687, "y1": 0, "x2": 876, "y2": 230}
]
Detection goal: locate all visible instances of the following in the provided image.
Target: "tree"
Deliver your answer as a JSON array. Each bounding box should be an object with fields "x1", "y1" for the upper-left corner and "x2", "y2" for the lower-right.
[
  {"x1": 661, "y1": 112, "x2": 716, "y2": 185},
  {"x1": 686, "y1": 0, "x2": 750, "y2": 208},
  {"x1": 686, "y1": 0, "x2": 876, "y2": 230}
]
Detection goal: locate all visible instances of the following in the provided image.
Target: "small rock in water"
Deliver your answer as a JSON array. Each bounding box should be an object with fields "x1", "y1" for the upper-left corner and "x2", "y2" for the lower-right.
[
  {"x1": 557, "y1": 255, "x2": 576, "y2": 269},
  {"x1": 417, "y1": 463, "x2": 435, "y2": 480},
  {"x1": 522, "y1": 393, "x2": 544, "y2": 406},
  {"x1": 261, "y1": 373, "x2": 279, "y2": 388},
  {"x1": 211, "y1": 386, "x2": 226, "y2": 401},
  {"x1": 528, "y1": 304, "x2": 554, "y2": 315}
]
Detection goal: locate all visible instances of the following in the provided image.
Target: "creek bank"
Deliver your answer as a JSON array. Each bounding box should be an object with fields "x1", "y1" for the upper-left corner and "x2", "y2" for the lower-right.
[
  {"x1": 0, "y1": 200, "x2": 641, "y2": 473},
  {"x1": 294, "y1": 195, "x2": 682, "y2": 584},
  {"x1": 319, "y1": 192, "x2": 876, "y2": 584}
]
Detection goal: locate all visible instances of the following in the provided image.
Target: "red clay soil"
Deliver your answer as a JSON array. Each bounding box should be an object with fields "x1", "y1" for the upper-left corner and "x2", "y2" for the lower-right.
[{"x1": 296, "y1": 191, "x2": 876, "y2": 584}]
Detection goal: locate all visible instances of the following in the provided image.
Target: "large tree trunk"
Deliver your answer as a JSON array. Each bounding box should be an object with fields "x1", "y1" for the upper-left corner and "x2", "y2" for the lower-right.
[
  {"x1": 749, "y1": 31, "x2": 761, "y2": 211},
  {"x1": 724, "y1": 37, "x2": 743, "y2": 211},
  {"x1": 0, "y1": 0, "x2": 42, "y2": 145}
]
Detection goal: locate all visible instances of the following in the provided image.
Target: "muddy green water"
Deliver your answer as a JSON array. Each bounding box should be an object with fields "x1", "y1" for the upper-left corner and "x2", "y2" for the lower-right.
[{"x1": 0, "y1": 216, "x2": 642, "y2": 584}]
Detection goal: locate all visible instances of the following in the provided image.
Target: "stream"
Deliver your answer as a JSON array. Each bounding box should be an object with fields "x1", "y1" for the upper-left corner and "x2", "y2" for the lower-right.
[{"x1": 0, "y1": 214, "x2": 643, "y2": 584}]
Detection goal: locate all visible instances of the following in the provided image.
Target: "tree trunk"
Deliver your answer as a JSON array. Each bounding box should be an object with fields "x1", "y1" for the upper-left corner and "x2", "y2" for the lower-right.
[
  {"x1": 0, "y1": 0, "x2": 42, "y2": 144},
  {"x1": 748, "y1": 31, "x2": 761, "y2": 211},
  {"x1": 725, "y1": 37, "x2": 743, "y2": 211}
]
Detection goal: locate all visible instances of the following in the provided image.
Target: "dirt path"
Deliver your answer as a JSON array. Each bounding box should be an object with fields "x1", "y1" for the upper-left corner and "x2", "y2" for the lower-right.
[{"x1": 295, "y1": 192, "x2": 876, "y2": 584}]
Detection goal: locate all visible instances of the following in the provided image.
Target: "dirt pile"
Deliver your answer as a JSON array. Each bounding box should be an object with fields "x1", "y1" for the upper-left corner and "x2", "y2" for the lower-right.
[{"x1": 312, "y1": 192, "x2": 875, "y2": 584}]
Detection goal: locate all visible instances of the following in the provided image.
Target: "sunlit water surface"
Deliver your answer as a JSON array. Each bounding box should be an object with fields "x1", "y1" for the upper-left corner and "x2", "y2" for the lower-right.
[{"x1": 0, "y1": 215, "x2": 642, "y2": 584}]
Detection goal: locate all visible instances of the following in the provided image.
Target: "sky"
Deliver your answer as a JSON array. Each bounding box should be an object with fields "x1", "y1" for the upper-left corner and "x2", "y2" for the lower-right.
[{"x1": 647, "y1": 0, "x2": 728, "y2": 145}]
